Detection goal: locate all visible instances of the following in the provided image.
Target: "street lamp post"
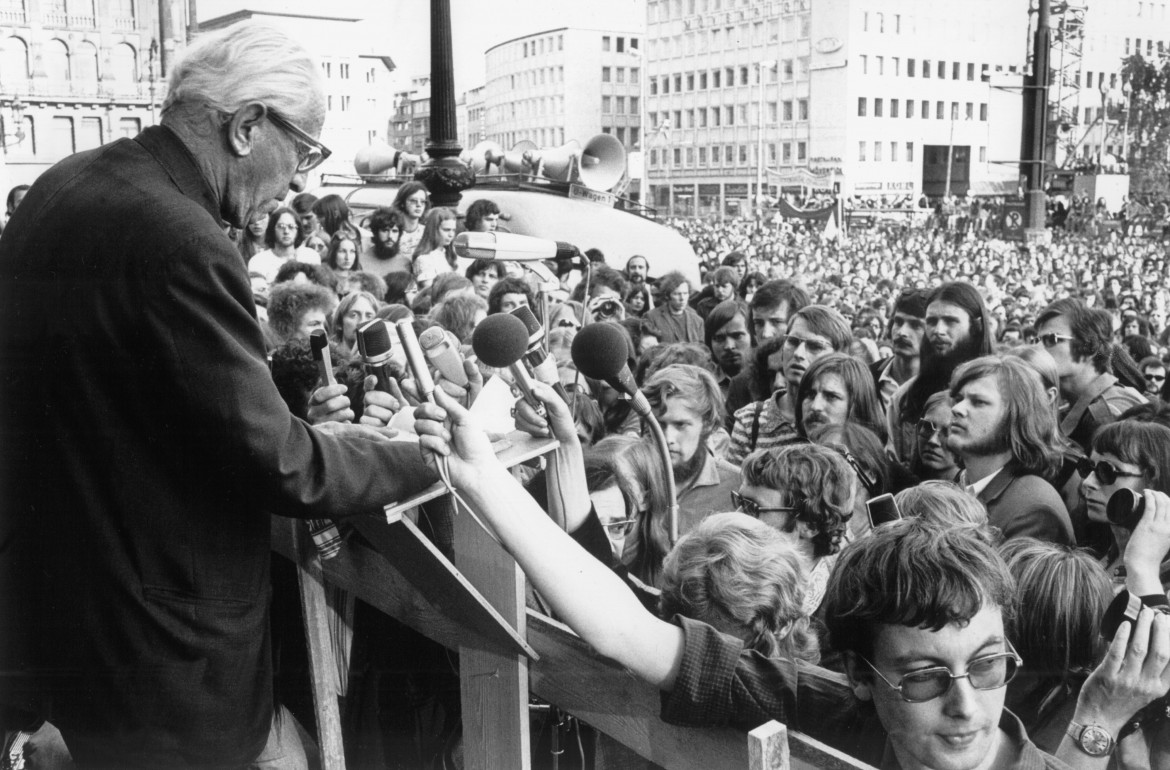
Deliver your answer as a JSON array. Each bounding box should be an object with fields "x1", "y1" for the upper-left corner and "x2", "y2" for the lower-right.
[{"x1": 756, "y1": 60, "x2": 777, "y2": 219}]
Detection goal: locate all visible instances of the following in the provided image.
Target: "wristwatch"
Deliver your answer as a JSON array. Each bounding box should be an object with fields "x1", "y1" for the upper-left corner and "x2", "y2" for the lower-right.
[{"x1": 1066, "y1": 721, "x2": 1115, "y2": 757}]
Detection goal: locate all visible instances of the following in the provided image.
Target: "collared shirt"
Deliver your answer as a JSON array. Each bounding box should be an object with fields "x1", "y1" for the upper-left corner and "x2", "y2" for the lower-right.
[
  {"x1": 962, "y1": 466, "x2": 1004, "y2": 498},
  {"x1": 676, "y1": 449, "x2": 742, "y2": 535},
  {"x1": 726, "y1": 395, "x2": 798, "y2": 466}
]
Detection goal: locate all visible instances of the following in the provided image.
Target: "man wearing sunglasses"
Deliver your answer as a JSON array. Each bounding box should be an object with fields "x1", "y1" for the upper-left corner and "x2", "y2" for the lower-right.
[
  {"x1": 0, "y1": 22, "x2": 439, "y2": 768},
  {"x1": 1035, "y1": 298, "x2": 1145, "y2": 454},
  {"x1": 1139, "y1": 355, "x2": 1167, "y2": 400}
]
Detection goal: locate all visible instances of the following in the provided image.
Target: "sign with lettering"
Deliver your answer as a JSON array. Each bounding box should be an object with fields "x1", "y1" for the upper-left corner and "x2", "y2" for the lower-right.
[{"x1": 569, "y1": 184, "x2": 616, "y2": 207}]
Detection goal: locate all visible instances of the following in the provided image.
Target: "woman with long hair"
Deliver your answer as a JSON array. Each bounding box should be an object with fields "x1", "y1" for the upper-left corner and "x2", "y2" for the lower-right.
[
  {"x1": 330, "y1": 290, "x2": 381, "y2": 357},
  {"x1": 323, "y1": 231, "x2": 363, "y2": 289},
  {"x1": 392, "y1": 181, "x2": 429, "y2": 258},
  {"x1": 411, "y1": 207, "x2": 458, "y2": 289}
]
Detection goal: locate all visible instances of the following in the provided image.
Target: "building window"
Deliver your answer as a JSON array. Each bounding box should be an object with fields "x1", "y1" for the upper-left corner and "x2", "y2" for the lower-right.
[
  {"x1": 967, "y1": 62, "x2": 975, "y2": 81},
  {"x1": 907, "y1": 58, "x2": 916, "y2": 77},
  {"x1": 783, "y1": 142, "x2": 792, "y2": 163},
  {"x1": 936, "y1": 100, "x2": 944, "y2": 119},
  {"x1": 905, "y1": 98, "x2": 913, "y2": 117},
  {"x1": 859, "y1": 141, "x2": 866, "y2": 161},
  {"x1": 687, "y1": 73, "x2": 695, "y2": 90},
  {"x1": 860, "y1": 54, "x2": 868, "y2": 74},
  {"x1": 726, "y1": 105, "x2": 734, "y2": 125},
  {"x1": 965, "y1": 102, "x2": 973, "y2": 120},
  {"x1": 711, "y1": 145, "x2": 720, "y2": 163},
  {"x1": 617, "y1": 96, "x2": 627, "y2": 113},
  {"x1": 713, "y1": 69, "x2": 721, "y2": 88},
  {"x1": 700, "y1": 71, "x2": 708, "y2": 89},
  {"x1": 891, "y1": 141, "x2": 898, "y2": 161},
  {"x1": 923, "y1": 59, "x2": 930, "y2": 78},
  {"x1": 876, "y1": 55, "x2": 884, "y2": 75},
  {"x1": 650, "y1": 77, "x2": 658, "y2": 95},
  {"x1": 891, "y1": 99, "x2": 899, "y2": 118},
  {"x1": 602, "y1": 66, "x2": 611, "y2": 82},
  {"x1": 602, "y1": 96, "x2": 612, "y2": 112},
  {"x1": 874, "y1": 98, "x2": 883, "y2": 117},
  {"x1": 783, "y1": 100, "x2": 793, "y2": 121},
  {"x1": 617, "y1": 36, "x2": 626, "y2": 52},
  {"x1": 740, "y1": 66, "x2": 749, "y2": 85},
  {"x1": 858, "y1": 97, "x2": 866, "y2": 117},
  {"x1": 616, "y1": 67, "x2": 626, "y2": 83},
  {"x1": 798, "y1": 99, "x2": 808, "y2": 120},
  {"x1": 980, "y1": 103, "x2": 988, "y2": 120},
  {"x1": 77, "y1": 116, "x2": 101, "y2": 150},
  {"x1": 631, "y1": 96, "x2": 639, "y2": 113},
  {"x1": 979, "y1": 146, "x2": 987, "y2": 162},
  {"x1": 797, "y1": 141, "x2": 806, "y2": 160},
  {"x1": 952, "y1": 61, "x2": 960, "y2": 80},
  {"x1": 921, "y1": 100, "x2": 929, "y2": 119},
  {"x1": 50, "y1": 115, "x2": 74, "y2": 156},
  {"x1": 938, "y1": 60, "x2": 946, "y2": 78},
  {"x1": 782, "y1": 59, "x2": 794, "y2": 79},
  {"x1": 698, "y1": 146, "x2": 706, "y2": 163},
  {"x1": 874, "y1": 141, "x2": 882, "y2": 161},
  {"x1": 739, "y1": 145, "x2": 748, "y2": 163},
  {"x1": 906, "y1": 142, "x2": 914, "y2": 162}
]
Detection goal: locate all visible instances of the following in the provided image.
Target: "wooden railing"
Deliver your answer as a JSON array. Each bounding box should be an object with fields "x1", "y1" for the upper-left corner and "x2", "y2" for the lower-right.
[{"x1": 271, "y1": 432, "x2": 877, "y2": 770}]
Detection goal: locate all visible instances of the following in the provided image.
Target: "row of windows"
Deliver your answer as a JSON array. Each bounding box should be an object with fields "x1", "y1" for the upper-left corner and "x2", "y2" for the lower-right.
[
  {"x1": 650, "y1": 59, "x2": 807, "y2": 95},
  {"x1": 11, "y1": 0, "x2": 136, "y2": 21},
  {"x1": 858, "y1": 98, "x2": 989, "y2": 122},
  {"x1": 487, "y1": 95, "x2": 566, "y2": 123},
  {"x1": 320, "y1": 61, "x2": 350, "y2": 80},
  {"x1": 521, "y1": 34, "x2": 563, "y2": 57},
  {"x1": 648, "y1": 99, "x2": 808, "y2": 129},
  {"x1": 601, "y1": 95, "x2": 640, "y2": 114},
  {"x1": 647, "y1": 15, "x2": 811, "y2": 59},
  {"x1": 859, "y1": 55, "x2": 1018, "y2": 82},
  {"x1": 490, "y1": 128, "x2": 567, "y2": 150},
  {"x1": 600, "y1": 66, "x2": 640, "y2": 84},
  {"x1": 601, "y1": 35, "x2": 639, "y2": 52},
  {"x1": 647, "y1": 140, "x2": 808, "y2": 168},
  {"x1": 504, "y1": 66, "x2": 564, "y2": 91},
  {"x1": 5, "y1": 114, "x2": 141, "y2": 158},
  {"x1": 856, "y1": 142, "x2": 988, "y2": 164},
  {"x1": 0, "y1": 36, "x2": 137, "y2": 82},
  {"x1": 861, "y1": 11, "x2": 903, "y2": 34}
]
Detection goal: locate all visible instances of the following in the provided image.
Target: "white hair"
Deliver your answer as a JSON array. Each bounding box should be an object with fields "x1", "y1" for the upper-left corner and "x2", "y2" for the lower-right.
[{"x1": 163, "y1": 21, "x2": 325, "y2": 127}]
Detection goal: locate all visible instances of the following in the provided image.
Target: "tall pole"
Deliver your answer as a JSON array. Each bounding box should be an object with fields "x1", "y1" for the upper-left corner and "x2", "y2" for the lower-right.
[
  {"x1": 417, "y1": 0, "x2": 473, "y2": 208},
  {"x1": 756, "y1": 61, "x2": 775, "y2": 219},
  {"x1": 1021, "y1": 0, "x2": 1051, "y2": 239},
  {"x1": 945, "y1": 109, "x2": 955, "y2": 198}
]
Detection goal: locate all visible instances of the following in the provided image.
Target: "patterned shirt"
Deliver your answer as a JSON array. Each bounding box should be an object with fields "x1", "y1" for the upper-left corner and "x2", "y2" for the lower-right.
[{"x1": 726, "y1": 395, "x2": 797, "y2": 466}]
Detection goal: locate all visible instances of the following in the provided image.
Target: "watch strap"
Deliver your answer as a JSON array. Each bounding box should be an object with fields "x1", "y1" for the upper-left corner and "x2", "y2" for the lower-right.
[{"x1": 1066, "y1": 721, "x2": 1116, "y2": 756}]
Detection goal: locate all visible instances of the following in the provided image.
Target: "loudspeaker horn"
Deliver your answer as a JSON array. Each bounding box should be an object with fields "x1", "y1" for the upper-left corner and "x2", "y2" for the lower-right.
[
  {"x1": 498, "y1": 140, "x2": 538, "y2": 174},
  {"x1": 578, "y1": 134, "x2": 627, "y2": 191},
  {"x1": 468, "y1": 140, "x2": 505, "y2": 175},
  {"x1": 523, "y1": 140, "x2": 580, "y2": 182},
  {"x1": 354, "y1": 141, "x2": 403, "y2": 175}
]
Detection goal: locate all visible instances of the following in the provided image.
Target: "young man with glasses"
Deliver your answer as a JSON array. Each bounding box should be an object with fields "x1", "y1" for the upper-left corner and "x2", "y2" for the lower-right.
[
  {"x1": 411, "y1": 395, "x2": 1071, "y2": 770},
  {"x1": 1035, "y1": 298, "x2": 1146, "y2": 454}
]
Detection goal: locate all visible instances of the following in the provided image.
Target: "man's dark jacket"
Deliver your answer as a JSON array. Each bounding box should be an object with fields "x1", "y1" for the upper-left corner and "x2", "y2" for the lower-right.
[{"x1": 0, "y1": 126, "x2": 436, "y2": 767}]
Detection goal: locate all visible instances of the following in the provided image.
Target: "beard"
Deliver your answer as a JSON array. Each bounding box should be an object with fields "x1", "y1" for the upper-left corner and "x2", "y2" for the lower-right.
[
  {"x1": 373, "y1": 241, "x2": 399, "y2": 260},
  {"x1": 672, "y1": 439, "x2": 710, "y2": 484},
  {"x1": 948, "y1": 417, "x2": 1012, "y2": 459},
  {"x1": 919, "y1": 333, "x2": 982, "y2": 383}
]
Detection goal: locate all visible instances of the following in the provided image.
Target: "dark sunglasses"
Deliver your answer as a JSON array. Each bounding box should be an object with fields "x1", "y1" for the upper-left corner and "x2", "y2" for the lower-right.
[
  {"x1": 1076, "y1": 457, "x2": 1143, "y2": 486},
  {"x1": 731, "y1": 490, "x2": 799, "y2": 518}
]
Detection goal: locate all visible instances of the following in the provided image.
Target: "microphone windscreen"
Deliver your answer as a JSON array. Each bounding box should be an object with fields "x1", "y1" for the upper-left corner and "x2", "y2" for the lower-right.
[
  {"x1": 357, "y1": 319, "x2": 393, "y2": 359},
  {"x1": 471, "y1": 313, "x2": 530, "y2": 368},
  {"x1": 418, "y1": 325, "x2": 447, "y2": 351},
  {"x1": 571, "y1": 322, "x2": 629, "y2": 380},
  {"x1": 510, "y1": 304, "x2": 542, "y2": 339},
  {"x1": 310, "y1": 328, "x2": 329, "y2": 354}
]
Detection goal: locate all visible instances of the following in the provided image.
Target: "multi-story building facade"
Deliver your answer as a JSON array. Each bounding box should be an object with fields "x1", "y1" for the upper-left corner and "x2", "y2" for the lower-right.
[
  {"x1": 200, "y1": 9, "x2": 395, "y2": 183},
  {"x1": 463, "y1": 85, "x2": 485, "y2": 152},
  {"x1": 644, "y1": 0, "x2": 1032, "y2": 218},
  {"x1": 390, "y1": 77, "x2": 429, "y2": 157},
  {"x1": 482, "y1": 25, "x2": 644, "y2": 157},
  {"x1": 0, "y1": 0, "x2": 184, "y2": 190}
]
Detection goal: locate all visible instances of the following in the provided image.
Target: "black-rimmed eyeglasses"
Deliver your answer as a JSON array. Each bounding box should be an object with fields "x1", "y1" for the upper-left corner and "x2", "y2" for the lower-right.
[{"x1": 268, "y1": 110, "x2": 332, "y2": 174}]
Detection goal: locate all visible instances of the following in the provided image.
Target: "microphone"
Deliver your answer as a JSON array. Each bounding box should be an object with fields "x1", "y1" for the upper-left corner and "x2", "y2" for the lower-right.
[
  {"x1": 419, "y1": 326, "x2": 470, "y2": 388},
  {"x1": 509, "y1": 304, "x2": 570, "y2": 403},
  {"x1": 309, "y1": 329, "x2": 336, "y2": 386},
  {"x1": 572, "y1": 321, "x2": 679, "y2": 545},
  {"x1": 395, "y1": 320, "x2": 437, "y2": 403},
  {"x1": 356, "y1": 319, "x2": 398, "y2": 394},
  {"x1": 471, "y1": 313, "x2": 546, "y2": 417},
  {"x1": 453, "y1": 231, "x2": 581, "y2": 263},
  {"x1": 571, "y1": 323, "x2": 650, "y2": 418}
]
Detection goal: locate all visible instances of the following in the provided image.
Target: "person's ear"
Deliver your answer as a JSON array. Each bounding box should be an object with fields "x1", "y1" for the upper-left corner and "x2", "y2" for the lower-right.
[
  {"x1": 843, "y1": 651, "x2": 874, "y2": 702},
  {"x1": 226, "y1": 102, "x2": 268, "y2": 158}
]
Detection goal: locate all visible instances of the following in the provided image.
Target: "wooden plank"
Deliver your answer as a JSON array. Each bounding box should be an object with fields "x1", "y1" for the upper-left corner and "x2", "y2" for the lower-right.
[
  {"x1": 454, "y1": 497, "x2": 532, "y2": 770},
  {"x1": 526, "y1": 612, "x2": 877, "y2": 770},
  {"x1": 272, "y1": 515, "x2": 535, "y2": 660},
  {"x1": 749, "y1": 722, "x2": 788, "y2": 770},
  {"x1": 382, "y1": 433, "x2": 558, "y2": 519},
  {"x1": 292, "y1": 521, "x2": 347, "y2": 770}
]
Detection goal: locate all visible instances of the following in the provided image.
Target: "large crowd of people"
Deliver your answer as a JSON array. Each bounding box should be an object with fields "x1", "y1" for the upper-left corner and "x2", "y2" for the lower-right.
[{"x1": 4, "y1": 18, "x2": 1170, "y2": 770}]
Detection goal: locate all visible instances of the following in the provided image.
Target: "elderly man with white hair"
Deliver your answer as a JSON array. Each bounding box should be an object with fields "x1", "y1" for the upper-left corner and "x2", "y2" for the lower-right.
[{"x1": 0, "y1": 22, "x2": 436, "y2": 768}]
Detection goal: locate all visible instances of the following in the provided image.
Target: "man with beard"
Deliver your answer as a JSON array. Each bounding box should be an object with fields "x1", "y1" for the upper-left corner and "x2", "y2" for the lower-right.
[
  {"x1": 726, "y1": 305, "x2": 852, "y2": 465},
  {"x1": 705, "y1": 299, "x2": 752, "y2": 395},
  {"x1": 643, "y1": 364, "x2": 741, "y2": 534},
  {"x1": 1035, "y1": 298, "x2": 1146, "y2": 454},
  {"x1": 947, "y1": 356, "x2": 1074, "y2": 544},
  {"x1": 886, "y1": 281, "x2": 994, "y2": 464},
  {"x1": 869, "y1": 288, "x2": 928, "y2": 411},
  {"x1": 361, "y1": 206, "x2": 409, "y2": 278}
]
